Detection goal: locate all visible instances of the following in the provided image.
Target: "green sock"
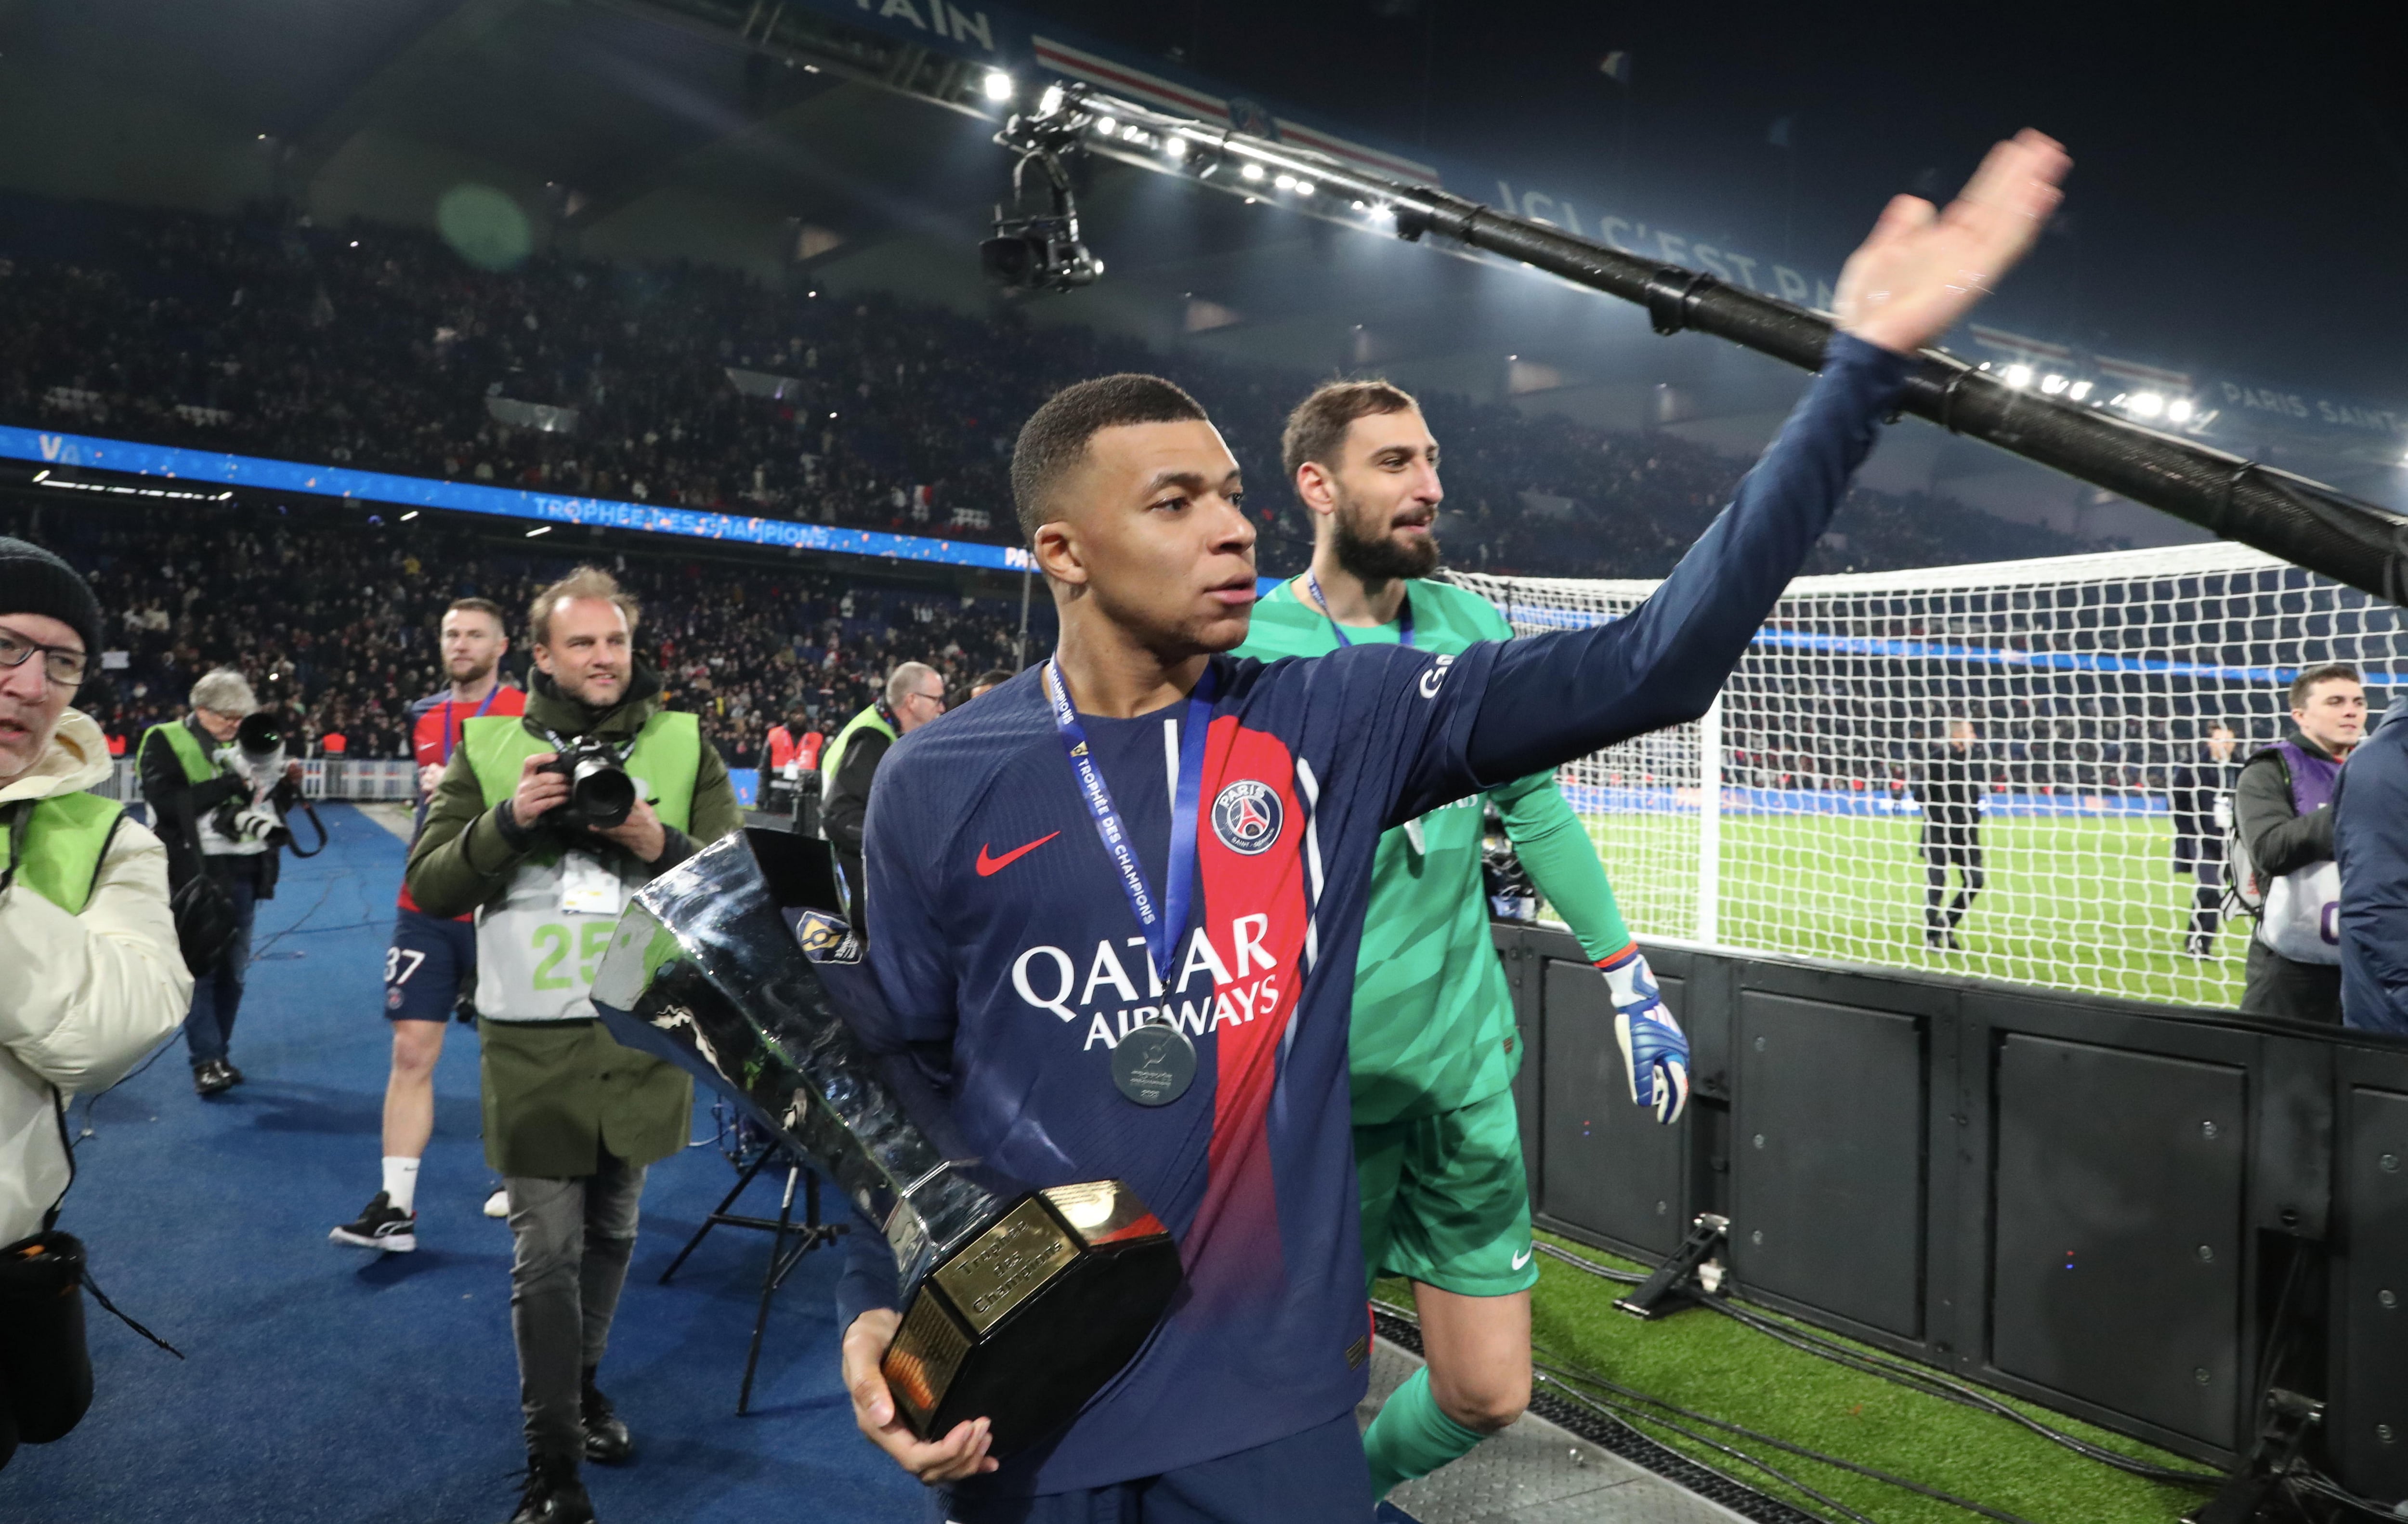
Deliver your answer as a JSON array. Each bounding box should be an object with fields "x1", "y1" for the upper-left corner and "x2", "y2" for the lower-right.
[{"x1": 1363, "y1": 1366, "x2": 1488, "y2": 1498}]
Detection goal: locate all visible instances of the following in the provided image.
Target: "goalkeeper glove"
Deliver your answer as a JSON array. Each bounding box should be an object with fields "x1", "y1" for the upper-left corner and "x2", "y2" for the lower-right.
[{"x1": 1598, "y1": 947, "x2": 1689, "y2": 1124}]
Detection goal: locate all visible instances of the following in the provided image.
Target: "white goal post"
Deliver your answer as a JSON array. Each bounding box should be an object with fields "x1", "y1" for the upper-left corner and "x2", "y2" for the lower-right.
[{"x1": 1447, "y1": 541, "x2": 2403, "y2": 1007}]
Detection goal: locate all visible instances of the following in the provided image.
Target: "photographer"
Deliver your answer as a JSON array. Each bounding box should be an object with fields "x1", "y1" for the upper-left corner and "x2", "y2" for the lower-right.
[
  {"x1": 139, "y1": 668, "x2": 301, "y2": 1095},
  {"x1": 0, "y1": 539, "x2": 189, "y2": 1466},
  {"x1": 406, "y1": 566, "x2": 740, "y2": 1524}
]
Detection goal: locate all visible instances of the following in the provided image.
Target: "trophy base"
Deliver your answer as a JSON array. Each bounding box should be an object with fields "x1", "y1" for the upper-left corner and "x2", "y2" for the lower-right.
[{"x1": 882, "y1": 1181, "x2": 1181, "y2": 1456}]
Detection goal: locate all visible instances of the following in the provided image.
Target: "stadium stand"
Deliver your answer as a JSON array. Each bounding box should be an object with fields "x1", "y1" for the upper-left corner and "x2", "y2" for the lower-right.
[
  {"x1": 0, "y1": 192, "x2": 2103, "y2": 585},
  {"x1": 0, "y1": 498, "x2": 1029, "y2": 764}
]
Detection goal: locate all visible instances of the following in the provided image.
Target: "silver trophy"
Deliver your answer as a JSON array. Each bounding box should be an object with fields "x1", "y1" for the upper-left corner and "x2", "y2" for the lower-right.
[{"x1": 591, "y1": 828, "x2": 1180, "y2": 1455}]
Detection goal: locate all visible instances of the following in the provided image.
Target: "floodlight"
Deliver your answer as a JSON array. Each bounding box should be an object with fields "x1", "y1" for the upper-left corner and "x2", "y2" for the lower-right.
[
  {"x1": 1037, "y1": 84, "x2": 1065, "y2": 116},
  {"x1": 2040, "y1": 374, "x2": 2067, "y2": 394},
  {"x1": 1241, "y1": 162, "x2": 1264, "y2": 182},
  {"x1": 1293, "y1": 180, "x2": 1315, "y2": 196},
  {"x1": 2068, "y1": 381, "x2": 2092, "y2": 401},
  {"x1": 982, "y1": 71, "x2": 1014, "y2": 103},
  {"x1": 1274, "y1": 173, "x2": 1296, "y2": 190},
  {"x1": 2167, "y1": 398, "x2": 2194, "y2": 423},
  {"x1": 1096, "y1": 116, "x2": 1116, "y2": 135},
  {"x1": 2130, "y1": 392, "x2": 2165, "y2": 418},
  {"x1": 2003, "y1": 364, "x2": 2033, "y2": 389},
  {"x1": 1165, "y1": 132, "x2": 1189, "y2": 160}
]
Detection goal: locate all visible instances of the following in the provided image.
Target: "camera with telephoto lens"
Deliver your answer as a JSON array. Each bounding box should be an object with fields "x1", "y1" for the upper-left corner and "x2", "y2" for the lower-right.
[
  {"x1": 208, "y1": 711, "x2": 294, "y2": 844},
  {"x1": 540, "y1": 736, "x2": 637, "y2": 832}
]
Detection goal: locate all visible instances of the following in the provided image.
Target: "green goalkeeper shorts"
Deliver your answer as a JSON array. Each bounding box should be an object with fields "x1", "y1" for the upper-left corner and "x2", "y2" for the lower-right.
[{"x1": 1355, "y1": 1087, "x2": 1539, "y2": 1299}]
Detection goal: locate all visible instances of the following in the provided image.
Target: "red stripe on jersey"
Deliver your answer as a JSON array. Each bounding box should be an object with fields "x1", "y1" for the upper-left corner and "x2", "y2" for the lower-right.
[{"x1": 1181, "y1": 716, "x2": 1311, "y2": 1308}]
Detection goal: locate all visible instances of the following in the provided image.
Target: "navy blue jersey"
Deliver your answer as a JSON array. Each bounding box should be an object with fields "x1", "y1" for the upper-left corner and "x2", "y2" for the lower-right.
[{"x1": 842, "y1": 334, "x2": 1909, "y2": 1496}]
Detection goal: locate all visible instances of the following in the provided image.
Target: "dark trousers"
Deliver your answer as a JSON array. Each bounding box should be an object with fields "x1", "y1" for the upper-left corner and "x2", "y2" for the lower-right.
[
  {"x1": 506, "y1": 1151, "x2": 646, "y2": 1459},
  {"x1": 1920, "y1": 823, "x2": 1985, "y2": 931},
  {"x1": 2187, "y1": 862, "x2": 2224, "y2": 944},
  {"x1": 182, "y1": 858, "x2": 260, "y2": 1067},
  {"x1": 2241, "y1": 941, "x2": 2342, "y2": 1025}
]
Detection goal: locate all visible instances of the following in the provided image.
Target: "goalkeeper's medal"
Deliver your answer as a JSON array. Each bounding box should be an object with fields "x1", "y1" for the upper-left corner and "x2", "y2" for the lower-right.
[{"x1": 1111, "y1": 1019, "x2": 1195, "y2": 1106}]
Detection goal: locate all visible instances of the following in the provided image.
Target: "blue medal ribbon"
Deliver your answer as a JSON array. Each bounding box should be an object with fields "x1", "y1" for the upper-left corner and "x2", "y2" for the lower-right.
[
  {"x1": 1304, "y1": 569, "x2": 1413, "y2": 649},
  {"x1": 1045, "y1": 657, "x2": 1219, "y2": 988}
]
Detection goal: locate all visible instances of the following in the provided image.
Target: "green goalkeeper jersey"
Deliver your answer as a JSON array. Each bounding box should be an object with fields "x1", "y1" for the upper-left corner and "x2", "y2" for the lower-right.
[{"x1": 1236, "y1": 575, "x2": 1635, "y2": 1123}]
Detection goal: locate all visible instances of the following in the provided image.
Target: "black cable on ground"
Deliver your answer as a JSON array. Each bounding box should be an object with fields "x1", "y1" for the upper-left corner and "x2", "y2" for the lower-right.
[
  {"x1": 1532, "y1": 1354, "x2": 2049, "y2": 1524},
  {"x1": 1536, "y1": 1236, "x2": 2219, "y2": 1488},
  {"x1": 1537, "y1": 1375, "x2": 1885, "y2": 1524},
  {"x1": 1698, "y1": 1297, "x2": 2221, "y2": 1487}
]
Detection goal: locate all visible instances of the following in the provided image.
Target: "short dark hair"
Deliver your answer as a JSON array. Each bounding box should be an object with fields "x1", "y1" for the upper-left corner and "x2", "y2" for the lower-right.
[
  {"x1": 1281, "y1": 379, "x2": 1419, "y2": 480},
  {"x1": 2290, "y1": 662, "x2": 2361, "y2": 709},
  {"x1": 1010, "y1": 374, "x2": 1208, "y2": 540},
  {"x1": 970, "y1": 667, "x2": 1016, "y2": 693},
  {"x1": 444, "y1": 596, "x2": 507, "y2": 632}
]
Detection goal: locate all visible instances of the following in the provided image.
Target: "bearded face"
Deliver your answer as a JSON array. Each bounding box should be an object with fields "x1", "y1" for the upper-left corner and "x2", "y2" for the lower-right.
[{"x1": 1328, "y1": 473, "x2": 1441, "y2": 583}]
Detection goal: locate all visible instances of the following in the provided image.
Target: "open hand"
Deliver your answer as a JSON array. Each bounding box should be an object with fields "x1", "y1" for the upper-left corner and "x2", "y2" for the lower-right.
[
  {"x1": 1833, "y1": 129, "x2": 2070, "y2": 355},
  {"x1": 842, "y1": 1309, "x2": 999, "y2": 1484}
]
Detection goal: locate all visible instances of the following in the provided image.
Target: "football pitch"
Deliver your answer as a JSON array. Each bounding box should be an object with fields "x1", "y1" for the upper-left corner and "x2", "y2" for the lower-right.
[{"x1": 1578, "y1": 811, "x2": 2248, "y2": 1011}]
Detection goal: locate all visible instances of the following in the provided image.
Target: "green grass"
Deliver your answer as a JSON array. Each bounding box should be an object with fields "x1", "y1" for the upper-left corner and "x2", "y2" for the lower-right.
[
  {"x1": 1384, "y1": 1233, "x2": 2215, "y2": 1524},
  {"x1": 1575, "y1": 811, "x2": 2246, "y2": 1009}
]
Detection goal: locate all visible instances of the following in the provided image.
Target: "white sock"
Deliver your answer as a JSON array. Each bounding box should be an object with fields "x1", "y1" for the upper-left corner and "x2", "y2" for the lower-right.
[{"x1": 382, "y1": 1156, "x2": 421, "y2": 1215}]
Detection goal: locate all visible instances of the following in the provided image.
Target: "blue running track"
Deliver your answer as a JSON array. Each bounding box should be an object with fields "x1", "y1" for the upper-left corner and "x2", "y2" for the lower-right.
[{"x1": 0, "y1": 806, "x2": 924, "y2": 1524}]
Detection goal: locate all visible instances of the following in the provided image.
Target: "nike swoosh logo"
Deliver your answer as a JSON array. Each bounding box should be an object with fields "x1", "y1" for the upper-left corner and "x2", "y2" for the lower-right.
[
  {"x1": 1512, "y1": 1246, "x2": 1534, "y2": 1271},
  {"x1": 976, "y1": 831, "x2": 1061, "y2": 877}
]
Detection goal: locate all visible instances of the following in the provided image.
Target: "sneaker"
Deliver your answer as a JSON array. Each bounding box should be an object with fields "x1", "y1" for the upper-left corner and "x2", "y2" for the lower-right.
[
  {"x1": 193, "y1": 1059, "x2": 235, "y2": 1097},
  {"x1": 581, "y1": 1373, "x2": 633, "y2": 1466},
  {"x1": 503, "y1": 1452, "x2": 593, "y2": 1524},
  {"x1": 330, "y1": 1191, "x2": 418, "y2": 1253},
  {"x1": 485, "y1": 1187, "x2": 511, "y2": 1220}
]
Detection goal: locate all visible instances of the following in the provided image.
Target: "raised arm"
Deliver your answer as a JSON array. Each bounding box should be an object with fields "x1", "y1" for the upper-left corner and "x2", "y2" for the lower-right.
[{"x1": 1458, "y1": 132, "x2": 2068, "y2": 786}]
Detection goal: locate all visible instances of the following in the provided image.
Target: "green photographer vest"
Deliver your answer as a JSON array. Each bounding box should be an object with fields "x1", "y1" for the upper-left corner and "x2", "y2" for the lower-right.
[
  {"x1": 143, "y1": 720, "x2": 216, "y2": 786},
  {"x1": 1, "y1": 793, "x2": 125, "y2": 917},
  {"x1": 458, "y1": 711, "x2": 701, "y2": 1023}
]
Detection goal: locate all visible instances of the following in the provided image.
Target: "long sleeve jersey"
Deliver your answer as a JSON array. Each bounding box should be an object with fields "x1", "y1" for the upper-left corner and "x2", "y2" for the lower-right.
[
  {"x1": 841, "y1": 334, "x2": 1909, "y2": 1498},
  {"x1": 1234, "y1": 574, "x2": 1636, "y2": 1123}
]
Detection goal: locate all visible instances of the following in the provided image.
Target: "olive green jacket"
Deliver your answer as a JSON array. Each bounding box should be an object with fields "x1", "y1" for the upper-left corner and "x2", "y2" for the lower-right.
[{"x1": 405, "y1": 666, "x2": 743, "y2": 1176}]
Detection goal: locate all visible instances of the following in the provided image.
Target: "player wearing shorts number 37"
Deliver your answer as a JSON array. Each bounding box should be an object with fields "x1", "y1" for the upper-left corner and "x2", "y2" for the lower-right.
[
  {"x1": 333, "y1": 598, "x2": 525, "y2": 1253},
  {"x1": 1235, "y1": 383, "x2": 1688, "y2": 1499}
]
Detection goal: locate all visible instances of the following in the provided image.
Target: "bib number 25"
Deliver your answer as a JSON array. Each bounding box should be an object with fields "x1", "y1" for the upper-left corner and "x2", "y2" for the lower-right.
[{"x1": 529, "y1": 920, "x2": 614, "y2": 991}]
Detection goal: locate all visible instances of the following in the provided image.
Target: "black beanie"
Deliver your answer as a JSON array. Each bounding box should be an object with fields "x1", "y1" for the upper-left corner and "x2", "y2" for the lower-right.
[{"x1": 0, "y1": 537, "x2": 104, "y2": 662}]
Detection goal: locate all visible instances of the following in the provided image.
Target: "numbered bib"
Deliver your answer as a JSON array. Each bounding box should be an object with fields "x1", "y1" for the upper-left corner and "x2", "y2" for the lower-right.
[{"x1": 475, "y1": 854, "x2": 645, "y2": 1021}]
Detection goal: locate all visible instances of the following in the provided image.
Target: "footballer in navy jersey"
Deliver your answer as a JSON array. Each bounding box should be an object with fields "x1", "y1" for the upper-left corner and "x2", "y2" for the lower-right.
[{"x1": 837, "y1": 133, "x2": 2069, "y2": 1517}]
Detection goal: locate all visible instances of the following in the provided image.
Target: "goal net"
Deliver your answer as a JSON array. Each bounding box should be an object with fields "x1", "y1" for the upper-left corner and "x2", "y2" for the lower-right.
[{"x1": 1448, "y1": 541, "x2": 2402, "y2": 1007}]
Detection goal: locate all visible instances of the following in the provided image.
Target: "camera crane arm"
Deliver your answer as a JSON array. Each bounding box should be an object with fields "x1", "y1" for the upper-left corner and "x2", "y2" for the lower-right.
[{"x1": 994, "y1": 85, "x2": 2408, "y2": 605}]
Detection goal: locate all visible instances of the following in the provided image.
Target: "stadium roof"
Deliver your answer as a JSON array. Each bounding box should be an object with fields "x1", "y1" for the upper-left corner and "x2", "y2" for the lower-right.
[{"x1": 5, "y1": 0, "x2": 2400, "y2": 543}]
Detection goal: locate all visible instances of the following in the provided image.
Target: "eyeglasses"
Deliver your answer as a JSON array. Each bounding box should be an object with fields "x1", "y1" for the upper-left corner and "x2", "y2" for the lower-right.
[{"x1": 0, "y1": 627, "x2": 88, "y2": 687}]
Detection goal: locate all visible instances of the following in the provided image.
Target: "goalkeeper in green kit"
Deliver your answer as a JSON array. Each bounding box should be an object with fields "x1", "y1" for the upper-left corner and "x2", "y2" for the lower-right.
[{"x1": 1235, "y1": 381, "x2": 1690, "y2": 1499}]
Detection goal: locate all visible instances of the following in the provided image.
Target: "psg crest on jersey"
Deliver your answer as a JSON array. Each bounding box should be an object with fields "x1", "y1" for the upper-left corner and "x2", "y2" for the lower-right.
[{"x1": 1211, "y1": 779, "x2": 1283, "y2": 855}]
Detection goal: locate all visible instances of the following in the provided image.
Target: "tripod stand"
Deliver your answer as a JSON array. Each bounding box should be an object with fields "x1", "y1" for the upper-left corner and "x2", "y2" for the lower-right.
[{"x1": 658, "y1": 1144, "x2": 848, "y2": 1414}]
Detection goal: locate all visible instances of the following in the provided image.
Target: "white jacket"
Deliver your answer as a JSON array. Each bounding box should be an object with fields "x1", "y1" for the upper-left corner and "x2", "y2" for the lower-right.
[{"x1": 0, "y1": 710, "x2": 191, "y2": 1244}]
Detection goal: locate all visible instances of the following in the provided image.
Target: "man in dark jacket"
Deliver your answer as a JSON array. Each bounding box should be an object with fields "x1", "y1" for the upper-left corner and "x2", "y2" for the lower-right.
[
  {"x1": 407, "y1": 567, "x2": 742, "y2": 1524},
  {"x1": 2234, "y1": 663, "x2": 2364, "y2": 1023},
  {"x1": 2169, "y1": 723, "x2": 2240, "y2": 958},
  {"x1": 2336, "y1": 703, "x2": 2408, "y2": 1035},
  {"x1": 1912, "y1": 719, "x2": 1986, "y2": 950},
  {"x1": 819, "y1": 660, "x2": 943, "y2": 930},
  {"x1": 139, "y1": 668, "x2": 301, "y2": 1095}
]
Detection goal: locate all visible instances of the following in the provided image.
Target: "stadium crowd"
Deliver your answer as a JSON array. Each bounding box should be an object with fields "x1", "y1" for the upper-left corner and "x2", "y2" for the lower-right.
[
  {"x1": 0, "y1": 499, "x2": 1031, "y2": 766},
  {"x1": 0, "y1": 191, "x2": 2098, "y2": 584}
]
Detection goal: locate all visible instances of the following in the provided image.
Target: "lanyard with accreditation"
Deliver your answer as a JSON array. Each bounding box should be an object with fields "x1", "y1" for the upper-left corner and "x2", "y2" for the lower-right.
[{"x1": 1044, "y1": 657, "x2": 1217, "y2": 1105}]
